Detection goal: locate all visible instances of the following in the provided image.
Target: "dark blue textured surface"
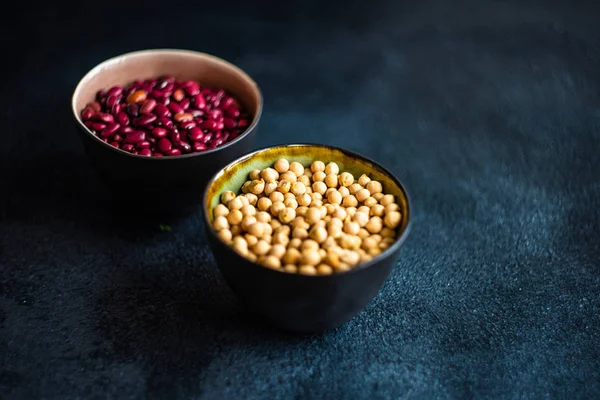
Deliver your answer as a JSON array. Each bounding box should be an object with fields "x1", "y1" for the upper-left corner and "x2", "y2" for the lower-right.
[{"x1": 1, "y1": 1, "x2": 600, "y2": 399}]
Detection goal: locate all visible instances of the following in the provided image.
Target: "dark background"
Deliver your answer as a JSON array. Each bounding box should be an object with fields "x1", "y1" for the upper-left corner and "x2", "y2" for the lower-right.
[{"x1": 1, "y1": 0, "x2": 599, "y2": 399}]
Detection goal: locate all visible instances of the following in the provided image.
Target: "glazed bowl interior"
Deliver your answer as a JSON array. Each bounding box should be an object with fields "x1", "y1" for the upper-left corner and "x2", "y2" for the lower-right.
[
  {"x1": 71, "y1": 49, "x2": 262, "y2": 157},
  {"x1": 203, "y1": 144, "x2": 411, "y2": 272}
]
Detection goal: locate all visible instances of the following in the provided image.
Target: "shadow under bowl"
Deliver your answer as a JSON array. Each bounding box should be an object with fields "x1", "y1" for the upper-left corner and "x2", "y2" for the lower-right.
[
  {"x1": 202, "y1": 144, "x2": 412, "y2": 332},
  {"x1": 72, "y1": 49, "x2": 263, "y2": 219}
]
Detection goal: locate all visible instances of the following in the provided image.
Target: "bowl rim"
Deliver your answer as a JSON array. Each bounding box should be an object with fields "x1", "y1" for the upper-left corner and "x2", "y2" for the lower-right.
[
  {"x1": 202, "y1": 143, "x2": 413, "y2": 278},
  {"x1": 71, "y1": 48, "x2": 263, "y2": 160}
]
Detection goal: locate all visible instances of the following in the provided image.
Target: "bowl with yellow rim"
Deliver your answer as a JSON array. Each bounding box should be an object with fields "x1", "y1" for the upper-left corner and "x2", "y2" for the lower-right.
[{"x1": 202, "y1": 144, "x2": 412, "y2": 332}]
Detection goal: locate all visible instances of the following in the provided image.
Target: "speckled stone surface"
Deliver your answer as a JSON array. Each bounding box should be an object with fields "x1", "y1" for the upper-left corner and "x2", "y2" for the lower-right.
[{"x1": 1, "y1": 1, "x2": 599, "y2": 399}]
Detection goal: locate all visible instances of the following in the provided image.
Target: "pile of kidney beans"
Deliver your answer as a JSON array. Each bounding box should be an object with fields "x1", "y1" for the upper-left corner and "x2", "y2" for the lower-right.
[{"x1": 80, "y1": 76, "x2": 250, "y2": 157}]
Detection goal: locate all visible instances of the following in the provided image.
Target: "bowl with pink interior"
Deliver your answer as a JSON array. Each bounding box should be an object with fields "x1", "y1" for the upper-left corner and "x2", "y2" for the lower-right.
[{"x1": 71, "y1": 49, "x2": 263, "y2": 217}]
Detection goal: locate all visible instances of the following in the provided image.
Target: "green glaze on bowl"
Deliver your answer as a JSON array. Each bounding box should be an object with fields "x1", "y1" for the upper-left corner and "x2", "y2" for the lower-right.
[{"x1": 204, "y1": 143, "x2": 410, "y2": 245}]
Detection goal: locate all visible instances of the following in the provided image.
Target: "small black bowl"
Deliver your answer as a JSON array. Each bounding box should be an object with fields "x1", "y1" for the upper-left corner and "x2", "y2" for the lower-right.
[
  {"x1": 202, "y1": 144, "x2": 412, "y2": 332},
  {"x1": 71, "y1": 49, "x2": 263, "y2": 218}
]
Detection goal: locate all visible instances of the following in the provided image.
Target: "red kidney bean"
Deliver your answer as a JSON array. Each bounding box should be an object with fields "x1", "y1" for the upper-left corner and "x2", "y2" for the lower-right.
[
  {"x1": 152, "y1": 89, "x2": 172, "y2": 99},
  {"x1": 201, "y1": 133, "x2": 213, "y2": 143},
  {"x1": 181, "y1": 80, "x2": 197, "y2": 88},
  {"x1": 88, "y1": 101, "x2": 102, "y2": 112},
  {"x1": 179, "y1": 98, "x2": 191, "y2": 110},
  {"x1": 140, "y1": 99, "x2": 157, "y2": 114},
  {"x1": 223, "y1": 118, "x2": 237, "y2": 129},
  {"x1": 154, "y1": 103, "x2": 170, "y2": 118},
  {"x1": 84, "y1": 77, "x2": 248, "y2": 156},
  {"x1": 122, "y1": 143, "x2": 135, "y2": 152},
  {"x1": 111, "y1": 103, "x2": 123, "y2": 115},
  {"x1": 93, "y1": 113, "x2": 113, "y2": 123},
  {"x1": 164, "y1": 82, "x2": 175, "y2": 92},
  {"x1": 157, "y1": 138, "x2": 172, "y2": 152},
  {"x1": 214, "y1": 89, "x2": 225, "y2": 99},
  {"x1": 211, "y1": 138, "x2": 225, "y2": 148},
  {"x1": 92, "y1": 122, "x2": 107, "y2": 131},
  {"x1": 180, "y1": 120, "x2": 196, "y2": 130},
  {"x1": 157, "y1": 80, "x2": 170, "y2": 91},
  {"x1": 125, "y1": 86, "x2": 136, "y2": 97},
  {"x1": 193, "y1": 94, "x2": 207, "y2": 109},
  {"x1": 116, "y1": 112, "x2": 130, "y2": 126},
  {"x1": 160, "y1": 84, "x2": 175, "y2": 93},
  {"x1": 200, "y1": 120, "x2": 217, "y2": 130},
  {"x1": 127, "y1": 104, "x2": 139, "y2": 117},
  {"x1": 156, "y1": 118, "x2": 174, "y2": 128},
  {"x1": 152, "y1": 127, "x2": 168, "y2": 138},
  {"x1": 138, "y1": 114, "x2": 157, "y2": 126},
  {"x1": 169, "y1": 130, "x2": 181, "y2": 142},
  {"x1": 206, "y1": 109, "x2": 222, "y2": 120},
  {"x1": 140, "y1": 84, "x2": 154, "y2": 93},
  {"x1": 81, "y1": 108, "x2": 94, "y2": 121},
  {"x1": 221, "y1": 96, "x2": 239, "y2": 109},
  {"x1": 168, "y1": 102, "x2": 184, "y2": 115},
  {"x1": 100, "y1": 123, "x2": 120, "y2": 138},
  {"x1": 157, "y1": 97, "x2": 171, "y2": 107},
  {"x1": 165, "y1": 148, "x2": 182, "y2": 156},
  {"x1": 224, "y1": 107, "x2": 240, "y2": 118},
  {"x1": 108, "y1": 86, "x2": 123, "y2": 97},
  {"x1": 193, "y1": 141, "x2": 207, "y2": 152},
  {"x1": 188, "y1": 127, "x2": 204, "y2": 142},
  {"x1": 190, "y1": 109, "x2": 204, "y2": 117},
  {"x1": 176, "y1": 140, "x2": 191, "y2": 152},
  {"x1": 125, "y1": 131, "x2": 145, "y2": 144},
  {"x1": 106, "y1": 95, "x2": 119, "y2": 109},
  {"x1": 183, "y1": 84, "x2": 200, "y2": 97}
]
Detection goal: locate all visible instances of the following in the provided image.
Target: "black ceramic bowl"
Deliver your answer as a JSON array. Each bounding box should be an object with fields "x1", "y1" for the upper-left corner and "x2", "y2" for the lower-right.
[
  {"x1": 72, "y1": 49, "x2": 263, "y2": 218},
  {"x1": 202, "y1": 144, "x2": 412, "y2": 332}
]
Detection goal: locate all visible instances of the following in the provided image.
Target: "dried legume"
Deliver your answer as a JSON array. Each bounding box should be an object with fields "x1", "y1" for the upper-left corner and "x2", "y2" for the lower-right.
[
  {"x1": 80, "y1": 76, "x2": 250, "y2": 156},
  {"x1": 212, "y1": 158, "x2": 403, "y2": 275}
]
